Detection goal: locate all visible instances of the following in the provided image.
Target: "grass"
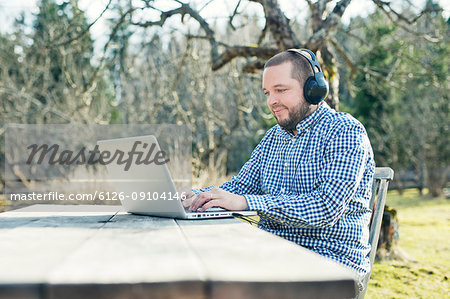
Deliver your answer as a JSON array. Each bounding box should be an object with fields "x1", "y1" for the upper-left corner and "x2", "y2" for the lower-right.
[
  {"x1": 0, "y1": 194, "x2": 7, "y2": 213},
  {"x1": 366, "y1": 189, "x2": 450, "y2": 298}
]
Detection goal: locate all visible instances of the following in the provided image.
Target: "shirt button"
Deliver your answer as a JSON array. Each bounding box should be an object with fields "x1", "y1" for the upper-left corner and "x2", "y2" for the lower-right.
[
  {"x1": 284, "y1": 162, "x2": 288, "y2": 166},
  {"x1": 291, "y1": 137, "x2": 295, "y2": 142}
]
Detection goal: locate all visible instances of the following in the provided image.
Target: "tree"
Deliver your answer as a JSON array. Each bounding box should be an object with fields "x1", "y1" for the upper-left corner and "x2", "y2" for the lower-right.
[
  {"x1": 343, "y1": 1, "x2": 448, "y2": 197},
  {"x1": 2, "y1": 0, "x2": 446, "y2": 191},
  {"x1": 107, "y1": 16, "x2": 273, "y2": 178},
  {"x1": 398, "y1": 0, "x2": 449, "y2": 197},
  {"x1": 90, "y1": 0, "x2": 441, "y2": 110},
  {"x1": 80, "y1": 0, "x2": 441, "y2": 178},
  {"x1": 0, "y1": 0, "x2": 115, "y2": 191}
]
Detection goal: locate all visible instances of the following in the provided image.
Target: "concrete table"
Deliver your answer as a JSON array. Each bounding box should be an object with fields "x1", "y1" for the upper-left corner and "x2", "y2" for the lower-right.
[{"x1": 0, "y1": 205, "x2": 357, "y2": 299}]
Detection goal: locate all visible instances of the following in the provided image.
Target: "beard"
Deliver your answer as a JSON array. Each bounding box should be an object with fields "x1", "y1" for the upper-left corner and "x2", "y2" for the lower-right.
[{"x1": 273, "y1": 101, "x2": 312, "y2": 132}]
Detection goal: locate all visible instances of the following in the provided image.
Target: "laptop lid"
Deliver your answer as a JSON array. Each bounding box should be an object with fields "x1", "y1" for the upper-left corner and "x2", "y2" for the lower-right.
[
  {"x1": 97, "y1": 135, "x2": 188, "y2": 218},
  {"x1": 97, "y1": 135, "x2": 257, "y2": 219}
]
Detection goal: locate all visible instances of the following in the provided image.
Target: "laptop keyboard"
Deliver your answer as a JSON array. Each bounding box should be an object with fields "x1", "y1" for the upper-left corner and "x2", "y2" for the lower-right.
[{"x1": 187, "y1": 207, "x2": 226, "y2": 213}]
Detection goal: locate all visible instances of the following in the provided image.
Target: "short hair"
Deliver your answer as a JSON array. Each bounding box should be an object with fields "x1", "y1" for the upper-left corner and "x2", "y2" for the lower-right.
[{"x1": 264, "y1": 51, "x2": 314, "y2": 87}]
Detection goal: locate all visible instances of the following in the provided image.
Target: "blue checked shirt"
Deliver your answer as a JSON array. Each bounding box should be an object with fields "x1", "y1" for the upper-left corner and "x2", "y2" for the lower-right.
[{"x1": 197, "y1": 103, "x2": 375, "y2": 276}]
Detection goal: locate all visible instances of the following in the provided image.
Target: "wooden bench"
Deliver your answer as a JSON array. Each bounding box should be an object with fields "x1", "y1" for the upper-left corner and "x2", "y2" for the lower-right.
[{"x1": 358, "y1": 167, "x2": 395, "y2": 298}]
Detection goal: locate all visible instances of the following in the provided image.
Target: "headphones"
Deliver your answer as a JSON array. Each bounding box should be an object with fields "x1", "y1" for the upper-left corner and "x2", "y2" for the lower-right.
[{"x1": 286, "y1": 48, "x2": 329, "y2": 105}]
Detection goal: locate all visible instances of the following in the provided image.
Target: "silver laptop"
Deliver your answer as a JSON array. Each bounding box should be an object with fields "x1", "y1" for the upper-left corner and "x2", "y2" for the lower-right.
[{"x1": 97, "y1": 135, "x2": 256, "y2": 219}]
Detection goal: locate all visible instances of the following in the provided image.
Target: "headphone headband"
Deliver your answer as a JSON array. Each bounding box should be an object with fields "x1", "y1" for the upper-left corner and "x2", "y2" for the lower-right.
[{"x1": 287, "y1": 48, "x2": 323, "y2": 73}]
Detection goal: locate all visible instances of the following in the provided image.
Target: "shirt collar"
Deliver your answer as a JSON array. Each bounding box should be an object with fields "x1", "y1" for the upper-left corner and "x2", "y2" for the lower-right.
[{"x1": 276, "y1": 102, "x2": 330, "y2": 139}]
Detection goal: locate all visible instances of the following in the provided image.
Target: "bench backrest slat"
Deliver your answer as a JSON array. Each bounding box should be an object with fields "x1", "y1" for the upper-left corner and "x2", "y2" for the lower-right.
[{"x1": 358, "y1": 167, "x2": 394, "y2": 299}]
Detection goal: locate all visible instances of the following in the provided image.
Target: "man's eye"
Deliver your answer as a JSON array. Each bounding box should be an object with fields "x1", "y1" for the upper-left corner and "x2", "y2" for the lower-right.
[{"x1": 277, "y1": 89, "x2": 286, "y2": 93}]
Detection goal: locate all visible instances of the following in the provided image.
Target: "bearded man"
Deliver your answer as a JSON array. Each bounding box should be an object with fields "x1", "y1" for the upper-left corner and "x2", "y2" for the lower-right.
[{"x1": 184, "y1": 49, "x2": 375, "y2": 287}]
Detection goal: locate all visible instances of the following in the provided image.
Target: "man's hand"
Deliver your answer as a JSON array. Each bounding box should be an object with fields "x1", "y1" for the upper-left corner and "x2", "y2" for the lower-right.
[
  {"x1": 188, "y1": 187, "x2": 249, "y2": 212},
  {"x1": 181, "y1": 191, "x2": 197, "y2": 210}
]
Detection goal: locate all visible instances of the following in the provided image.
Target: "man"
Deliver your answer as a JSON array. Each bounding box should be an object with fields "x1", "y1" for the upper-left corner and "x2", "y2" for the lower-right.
[{"x1": 183, "y1": 49, "x2": 375, "y2": 283}]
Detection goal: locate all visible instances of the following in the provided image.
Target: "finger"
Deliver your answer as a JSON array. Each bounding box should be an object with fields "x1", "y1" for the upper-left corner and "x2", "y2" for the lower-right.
[
  {"x1": 182, "y1": 197, "x2": 192, "y2": 208},
  {"x1": 190, "y1": 192, "x2": 213, "y2": 211},
  {"x1": 183, "y1": 192, "x2": 196, "y2": 204},
  {"x1": 185, "y1": 191, "x2": 196, "y2": 199},
  {"x1": 200, "y1": 199, "x2": 222, "y2": 212},
  {"x1": 193, "y1": 191, "x2": 221, "y2": 211}
]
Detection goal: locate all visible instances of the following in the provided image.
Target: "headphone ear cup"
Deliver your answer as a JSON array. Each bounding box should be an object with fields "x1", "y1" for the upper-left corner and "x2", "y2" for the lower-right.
[{"x1": 303, "y1": 75, "x2": 328, "y2": 105}]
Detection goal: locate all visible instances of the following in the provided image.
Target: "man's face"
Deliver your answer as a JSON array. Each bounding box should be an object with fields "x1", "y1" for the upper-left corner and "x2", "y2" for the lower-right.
[{"x1": 262, "y1": 62, "x2": 310, "y2": 132}]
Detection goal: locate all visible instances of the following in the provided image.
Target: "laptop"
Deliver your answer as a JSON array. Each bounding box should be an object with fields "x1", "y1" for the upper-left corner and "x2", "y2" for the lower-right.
[{"x1": 97, "y1": 135, "x2": 256, "y2": 219}]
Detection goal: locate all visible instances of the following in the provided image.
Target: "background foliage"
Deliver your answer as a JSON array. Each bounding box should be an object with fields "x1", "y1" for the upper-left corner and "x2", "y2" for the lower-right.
[{"x1": 0, "y1": 0, "x2": 448, "y2": 196}]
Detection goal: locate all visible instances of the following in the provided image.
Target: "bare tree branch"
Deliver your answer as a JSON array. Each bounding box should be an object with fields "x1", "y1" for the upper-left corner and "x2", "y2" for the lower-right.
[
  {"x1": 337, "y1": 27, "x2": 371, "y2": 46},
  {"x1": 249, "y1": 0, "x2": 299, "y2": 49},
  {"x1": 242, "y1": 59, "x2": 266, "y2": 73},
  {"x1": 329, "y1": 38, "x2": 357, "y2": 76},
  {"x1": 372, "y1": 0, "x2": 442, "y2": 42},
  {"x1": 0, "y1": 86, "x2": 71, "y2": 121},
  {"x1": 211, "y1": 46, "x2": 279, "y2": 71},
  {"x1": 133, "y1": 2, "x2": 220, "y2": 66},
  {"x1": 198, "y1": 0, "x2": 216, "y2": 12},
  {"x1": 386, "y1": 56, "x2": 401, "y2": 82},
  {"x1": 185, "y1": 34, "x2": 229, "y2": 47},
  {"x1": 307, "y1": 0, "x2": 352, "y2": 50},
  {"x1": 372, "y1": 0, "x2": 443, "y2": 24},
  {"x1": 131, "y1": 1, "x2": 282, "y2": 71},
  {"x1": 46, "y1": 0, "x2": 113, "y2": 48},
  {"x1": 257, "y1": 22, "x2": 268, "y2": 45},
  {"x1": 229, "y1": 0, "x2": 243, "y2": 30},
  {"x1": 86, "y1": 7, "x2": 136, "y2": 92},
  {"x1": 132, "y1": 6, "x2": 186, "y2": 27}
]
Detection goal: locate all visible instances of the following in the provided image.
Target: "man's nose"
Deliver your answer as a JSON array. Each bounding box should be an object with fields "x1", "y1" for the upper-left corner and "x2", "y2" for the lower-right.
[{"x1": 267, "y1": 93, "x2": 278, "y2": 106}]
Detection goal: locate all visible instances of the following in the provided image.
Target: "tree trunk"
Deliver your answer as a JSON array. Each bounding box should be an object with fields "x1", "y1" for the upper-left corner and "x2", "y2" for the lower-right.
[
  {"x1": 426, "y1": 165, "x2": 447, "y2": 197},
  {"x1": 376, "y1": 206, "x2": 399, "y2": 260},
  {"x1": 376, "y1": 205, "x2": 416, "y2": 262},
  {"x1": 319, "y1": 46, "x2": 339, "y2": 110}
]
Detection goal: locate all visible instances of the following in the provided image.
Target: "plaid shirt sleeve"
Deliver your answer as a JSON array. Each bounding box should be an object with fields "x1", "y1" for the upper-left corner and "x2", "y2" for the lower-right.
[
  {"x1": 245, "y1": 124, "x2": 370, "y2": 228},
  {"x1": 217, "y1": 132, "x2": 271, "y2": 196}
]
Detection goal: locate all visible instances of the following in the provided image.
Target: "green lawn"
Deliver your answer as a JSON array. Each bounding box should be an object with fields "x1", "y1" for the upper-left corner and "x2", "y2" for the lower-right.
[{"x1": 366, "y1": 189, "x2": 450, "y2": 298}]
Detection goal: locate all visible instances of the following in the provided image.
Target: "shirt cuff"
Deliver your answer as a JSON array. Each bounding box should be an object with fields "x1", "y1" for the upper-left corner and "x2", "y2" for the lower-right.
[
  {"x1": 192, "y1": 186, "x2": 214, "y2": 195},
  {"x1": 244, "y1": 194, "x2": 275, "y2": 211}
]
